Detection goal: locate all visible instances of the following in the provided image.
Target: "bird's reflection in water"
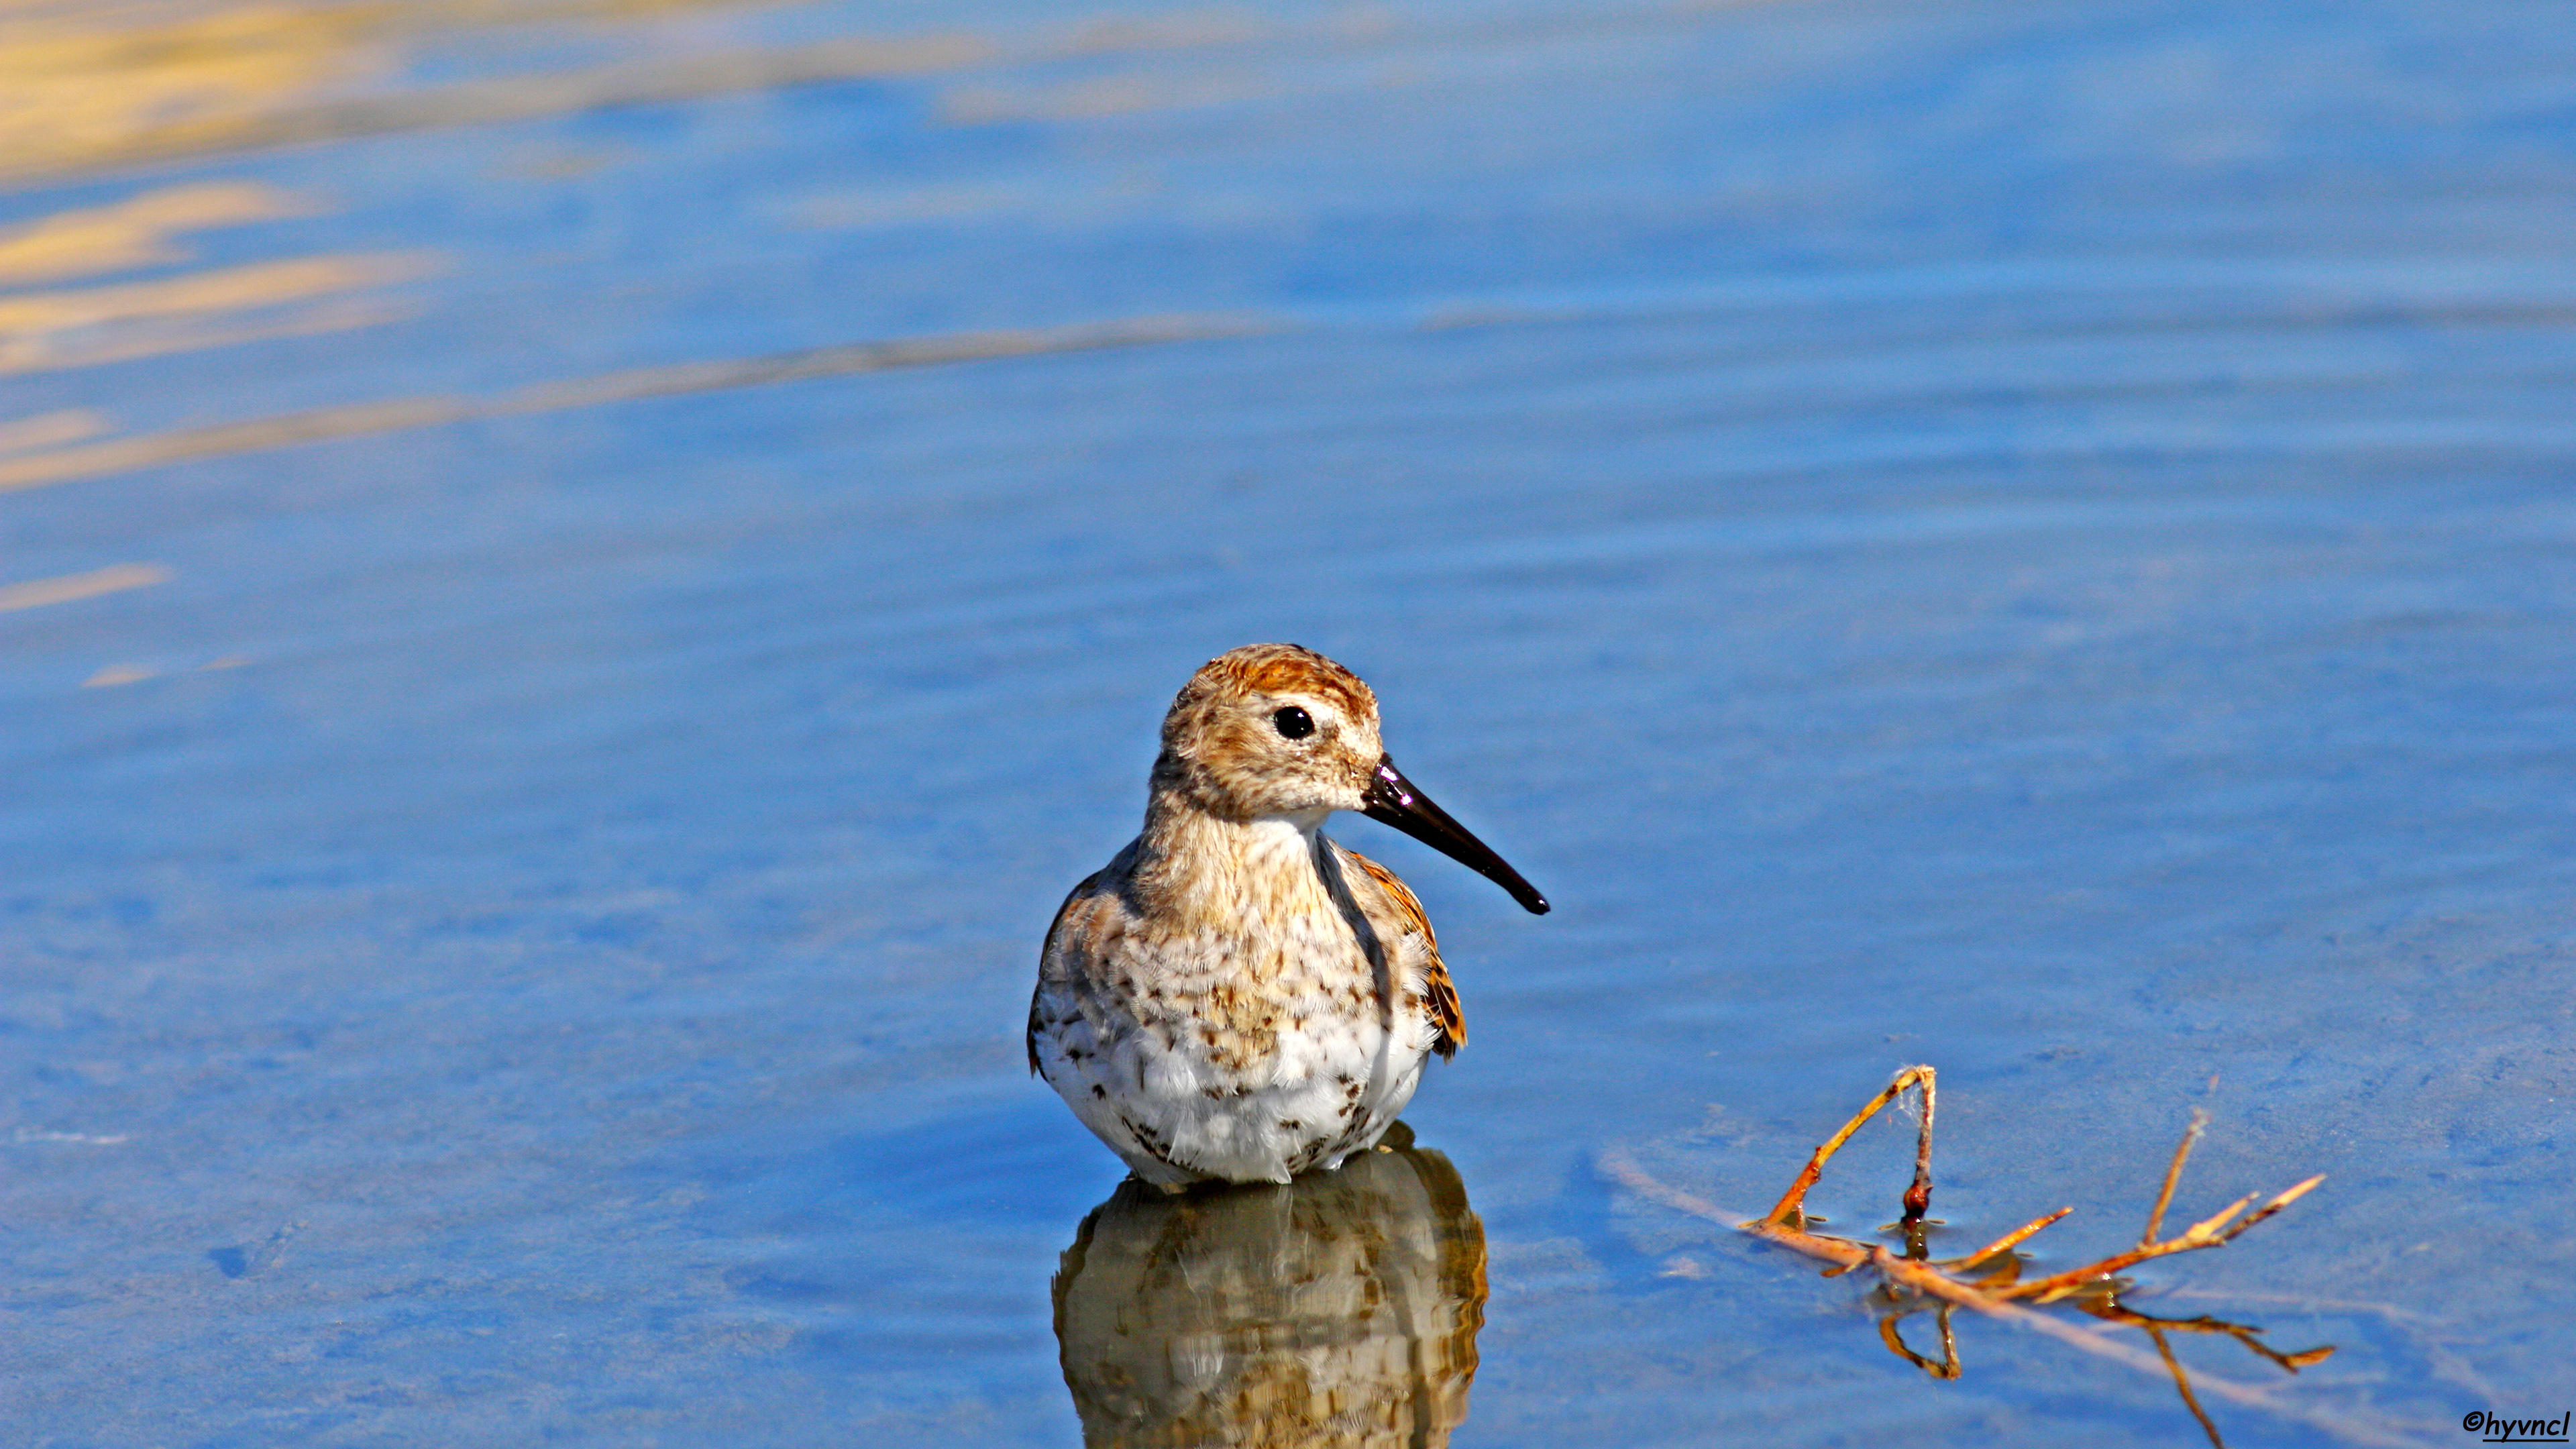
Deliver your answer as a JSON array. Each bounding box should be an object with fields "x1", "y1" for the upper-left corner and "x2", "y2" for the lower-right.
[{"x1": 1052, "y1": 1124, "x2": 1487, "y2": 1448}]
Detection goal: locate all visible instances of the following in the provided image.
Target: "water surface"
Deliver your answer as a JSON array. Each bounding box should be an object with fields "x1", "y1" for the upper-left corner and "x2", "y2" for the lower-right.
[{"x1": 5, "y1": 0, "x2": 2572, "y2": 1442}]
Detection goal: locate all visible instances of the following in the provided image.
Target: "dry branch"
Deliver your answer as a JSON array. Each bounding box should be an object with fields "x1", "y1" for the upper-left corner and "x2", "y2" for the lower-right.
[{"x1": 1599, "y1": 1067, "x2": 2429, "y2": 1448}]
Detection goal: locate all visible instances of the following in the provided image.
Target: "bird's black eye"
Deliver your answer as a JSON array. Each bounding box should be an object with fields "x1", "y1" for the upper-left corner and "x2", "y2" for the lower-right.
[{"x1": 1272, "y1": 706, "x2": 1315, "y2": 739}]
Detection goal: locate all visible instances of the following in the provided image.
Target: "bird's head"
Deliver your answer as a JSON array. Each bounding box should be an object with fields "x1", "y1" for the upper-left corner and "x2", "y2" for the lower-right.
[{"x1": 1153, "y1": 643, "x2": 1548, "y2": 914}]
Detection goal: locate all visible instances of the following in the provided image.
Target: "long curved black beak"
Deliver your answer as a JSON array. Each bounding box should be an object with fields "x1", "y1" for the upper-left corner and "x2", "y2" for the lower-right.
[{"x1": 1359, "y1": 755, "x2": 1550, "y2": 914}]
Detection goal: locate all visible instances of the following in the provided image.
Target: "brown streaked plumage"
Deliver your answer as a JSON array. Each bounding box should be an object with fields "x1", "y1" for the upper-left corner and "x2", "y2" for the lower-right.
[
  {"x1": 1342, "y1": 849, "x2": 1462, "y2": 1055},
  {"x1": 1028, "y1": 643, "x2": 1546, "y2": 1188}
]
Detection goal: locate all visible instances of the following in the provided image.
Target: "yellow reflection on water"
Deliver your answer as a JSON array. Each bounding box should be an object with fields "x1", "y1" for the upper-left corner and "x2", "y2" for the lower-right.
[
  {"x1": 0, "y1": 174, "x2": 433, "y2": 384},
  {"x1": 1053, "y1": 1129, "x2": 1487, "y2": 1448},
  {"x1": 0, "y1": 561, "x2": 170, "y2": 612},
  {"x1": 0, "y1": 0, "x2": 1334, "y2": 500},
  {"x1": 0, "y1": 250, "x2": 439, "y2": 374},
  {"x1": 0, "y1": 408, "x2": 106, "y2": 453},
  {"x1": 0, "y1": 0, "x2": 989, "y2": 183},
  {"x1": 0, "y1": 311, "x2": 1272, "y2": 492},
  {"x1": 0, "y1": 181, "x2": 317, "y2": 286},
  {"x1": 0, "y1": 1, "x2": 393, "y2": 182}
]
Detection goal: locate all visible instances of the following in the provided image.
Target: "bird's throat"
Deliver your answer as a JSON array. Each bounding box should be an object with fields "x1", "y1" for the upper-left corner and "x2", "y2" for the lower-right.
[{"x1": 1134, "y1": 799, "x2": 1342, "y2": 936}]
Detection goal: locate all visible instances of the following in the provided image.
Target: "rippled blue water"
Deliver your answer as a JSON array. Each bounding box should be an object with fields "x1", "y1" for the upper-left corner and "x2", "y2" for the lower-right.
[{"x1": 5, "y1": 0, "x2": 2571, "y2": 1442}]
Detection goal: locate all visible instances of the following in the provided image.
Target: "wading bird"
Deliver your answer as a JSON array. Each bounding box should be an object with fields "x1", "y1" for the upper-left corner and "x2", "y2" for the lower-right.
[{"x1": 1028, "y1": 644, "x2": 1548, "y2": 1187}]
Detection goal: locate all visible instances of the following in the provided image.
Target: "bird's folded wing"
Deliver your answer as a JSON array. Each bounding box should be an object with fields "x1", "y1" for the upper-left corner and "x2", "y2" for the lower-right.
[{"x1": 1337, "y1": 847, "x2": 1466, "y2": 1057}]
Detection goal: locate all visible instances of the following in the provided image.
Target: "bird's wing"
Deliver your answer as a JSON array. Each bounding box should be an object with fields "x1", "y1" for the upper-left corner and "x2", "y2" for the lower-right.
[
  {"x1": 1028, "y1": 869, "x2": 1108, "y2": 1075},
  {"x1": 1336, "y1": 845, "x2": 1465, "y2": 1058}
]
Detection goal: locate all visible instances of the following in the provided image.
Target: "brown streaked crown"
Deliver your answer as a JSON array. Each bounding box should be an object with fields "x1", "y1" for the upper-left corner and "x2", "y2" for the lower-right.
[{"x1": 1229, "y1": 645, "x2": 1376, "y2": 719}]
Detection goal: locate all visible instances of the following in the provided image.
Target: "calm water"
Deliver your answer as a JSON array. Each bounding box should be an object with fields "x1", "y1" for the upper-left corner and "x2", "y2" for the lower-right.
[{"x1": 5, "y1": 0, "x2": 2572, "y2": 1443}]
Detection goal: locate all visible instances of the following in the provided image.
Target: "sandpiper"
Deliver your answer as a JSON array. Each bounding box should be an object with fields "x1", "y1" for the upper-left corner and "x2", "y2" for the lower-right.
[{"x1": 1028, "y1": 643, "x2": 1548, "y2": 1188}]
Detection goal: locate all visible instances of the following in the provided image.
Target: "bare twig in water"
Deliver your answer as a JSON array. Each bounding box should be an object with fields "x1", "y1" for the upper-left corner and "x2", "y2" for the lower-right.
[
  {"x1": 1602, "y1": 1067, "x2": 2428, "y2": 1448},
  {"x1": 1760, "y1": 1063, "x2": 1936, "y2": 1231}
]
